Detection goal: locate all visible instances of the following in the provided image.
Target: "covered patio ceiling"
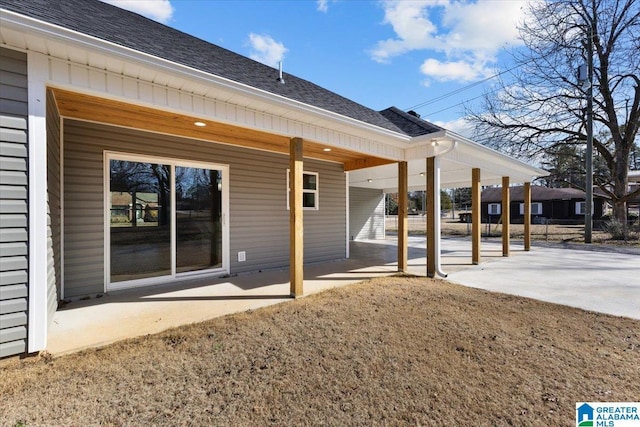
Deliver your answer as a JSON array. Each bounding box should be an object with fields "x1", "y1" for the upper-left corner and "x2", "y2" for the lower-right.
[
  {"x1": 49, "y1": 87, "x2": 396, "y2": 172},
  {"x1": 50, "y1": 88, "x2": 546, "y2": 186},
  {"x1": 349, "y1": 131, "x2": 548, "y2": 191}
]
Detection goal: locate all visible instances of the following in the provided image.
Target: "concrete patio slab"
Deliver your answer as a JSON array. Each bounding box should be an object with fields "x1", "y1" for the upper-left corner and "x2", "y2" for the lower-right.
[
  {"x1": 47, "y1": 252, "x2": 399, "y2": 356},
  {"x1": 47, "y1": 237, "x2": 639, "y2": 356},
  {"x1": 447, "y1": 242, "x2": 640, "y2": 320}
]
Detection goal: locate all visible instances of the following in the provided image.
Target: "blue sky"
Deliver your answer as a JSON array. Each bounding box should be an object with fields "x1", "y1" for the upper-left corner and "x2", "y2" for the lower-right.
[{"x1": 101, "y1": 0, "x2": 530, "y2": 136}]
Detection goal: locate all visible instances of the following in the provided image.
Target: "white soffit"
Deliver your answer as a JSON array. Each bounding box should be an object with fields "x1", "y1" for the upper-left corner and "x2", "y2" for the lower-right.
[{"x1": 349, "y1": 131, "x2": 548, "y2": 191}]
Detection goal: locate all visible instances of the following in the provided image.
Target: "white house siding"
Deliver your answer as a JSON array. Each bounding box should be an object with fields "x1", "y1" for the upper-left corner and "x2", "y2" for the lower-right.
[
  {"x1": 62, "y1": 119, "x2": 346, "y2": 298},
  {"x1": 46, "y1": 90, "x2": 61, "y2": 322},
  {"x1": 348, "y1": 187, "x2": 385, "y2": 240},
  {"x1": 0, "y1": 47, "x2": 28, "y2": 358}
]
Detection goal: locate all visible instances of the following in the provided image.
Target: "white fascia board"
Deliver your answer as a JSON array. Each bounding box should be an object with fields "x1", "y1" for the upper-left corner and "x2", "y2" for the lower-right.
[
  {"x1": 407, "y1": 129, "x2": 547, "y2": 182},
  {"x1": 410, "y1": 130, "x2": 448, "y2": 145},
  {"x1": 442, "y1": 130, "x2": 547, "y2": 177},
  {"x1": 0, "y1": 9, "x2": 410, "y2": 146}
]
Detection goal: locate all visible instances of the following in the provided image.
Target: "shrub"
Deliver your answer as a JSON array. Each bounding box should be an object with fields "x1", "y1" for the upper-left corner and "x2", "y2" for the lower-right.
[{"x1": 602, "y1": 218, "x2": 633, "y2": 240}]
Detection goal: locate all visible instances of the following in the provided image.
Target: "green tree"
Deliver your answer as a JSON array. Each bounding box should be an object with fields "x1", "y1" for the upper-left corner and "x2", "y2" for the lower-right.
[
  {"x1": 467, "y1": 0, "x2": 640, "y2": 222},
  {"x1": 440, "y1": 190, "x2": 452, "y2": 211},
  {"x1": 385, "y1": 193, "x2": 398, "y2": 215},
  {"x1": 451, "y1": 188, "x2": 472, "y2": 211}
]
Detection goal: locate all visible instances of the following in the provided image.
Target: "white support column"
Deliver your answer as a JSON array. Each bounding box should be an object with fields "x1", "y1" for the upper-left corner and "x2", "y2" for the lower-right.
[
  {"x1": 426, "y1": 157, "x2": 445, "y2": 278},
  {"x1": 27, "y1": 51, "x2": 49, "y2": 353}
]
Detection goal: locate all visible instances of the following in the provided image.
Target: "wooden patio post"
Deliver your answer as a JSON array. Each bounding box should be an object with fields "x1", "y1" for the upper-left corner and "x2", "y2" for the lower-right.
[
  {"x1": 472, "y1": 168, "x2": 481, "y2": 265},
  {"x1": 524, "y1": 182, "x2": 531, "y2": 251},
  {"x1": 289, "y1": 137, "x2": 304, "y2": 297},
  {"x1": 398, "y1": 161, "x2": 408, "y2": 272},
  {"x1": 502, "y1": 176, "x2": 510, "y2": 257},
  {"x1": 426, "y1": 157, "x2": 436, "y2": 277}
]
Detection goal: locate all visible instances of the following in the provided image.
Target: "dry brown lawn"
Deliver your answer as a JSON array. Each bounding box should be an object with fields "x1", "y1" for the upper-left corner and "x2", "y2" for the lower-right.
[{"x1": 1, "y1": 276, "x2": 639, "y2": 426}]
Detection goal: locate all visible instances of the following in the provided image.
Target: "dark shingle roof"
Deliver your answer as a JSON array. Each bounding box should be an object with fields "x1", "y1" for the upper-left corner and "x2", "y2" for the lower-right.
[
  {"x1": 379, "y1": 107, "x2": 442, "y2": 137},
  {"x1": 482, "y1": 186, "x2": 588, "y2": 203},
  {"x1": 0, "y1": 0, "x2": 406, "y2": 134}
]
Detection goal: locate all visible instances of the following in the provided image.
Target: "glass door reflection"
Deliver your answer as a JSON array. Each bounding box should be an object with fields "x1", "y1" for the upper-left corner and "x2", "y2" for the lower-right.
[
  {"x1": 109, "y1": 160, "x2": 172, "y2": 282},
  {"x1": 175, "y1": 166, "x2": 222, "y2": 273}
]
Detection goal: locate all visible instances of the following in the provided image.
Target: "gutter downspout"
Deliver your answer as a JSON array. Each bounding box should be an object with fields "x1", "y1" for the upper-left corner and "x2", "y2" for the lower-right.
[{"x1": 433, "y1": 140, "x2": 457, "y2": 278}]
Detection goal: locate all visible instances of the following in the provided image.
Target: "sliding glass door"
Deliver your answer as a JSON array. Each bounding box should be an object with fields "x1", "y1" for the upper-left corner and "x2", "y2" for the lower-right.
[
  {"x1": 176, "y1": 166, "x2": 222, "y2": 273},
  {"x1": 107, "y1": 154, "x2": 227, "y2": 290}
]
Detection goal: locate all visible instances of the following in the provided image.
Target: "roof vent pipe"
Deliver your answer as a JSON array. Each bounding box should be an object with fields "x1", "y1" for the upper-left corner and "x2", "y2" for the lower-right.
[{"x1": 277, "y1": 61, "x2": 285, "y2": 84}]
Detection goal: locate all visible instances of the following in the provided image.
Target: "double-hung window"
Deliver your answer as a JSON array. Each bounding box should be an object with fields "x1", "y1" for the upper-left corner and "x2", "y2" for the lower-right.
[
  {"x1": 519, "y1": 202, "x2": 543, "y2": 215},
  {"x1": 287, "y1": 170, "x2": 319, "y2": 210}
]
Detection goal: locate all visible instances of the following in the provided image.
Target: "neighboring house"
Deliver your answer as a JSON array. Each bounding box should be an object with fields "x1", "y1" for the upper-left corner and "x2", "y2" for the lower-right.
[
  {"x1": 481, "y1": 186, "x2": 604, "y2": 223},
  {"x1": 0, "y1": 0, "x2": 545, "y2": 358},
  {"x1": 627, "y1": 170, "x2": 640, "y2": 211}
]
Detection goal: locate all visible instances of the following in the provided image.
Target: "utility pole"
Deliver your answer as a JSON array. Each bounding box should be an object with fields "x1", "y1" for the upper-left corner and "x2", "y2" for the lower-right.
[
  {"x1": 585, "y1": 23, "x2": 594, "y2": 244},
  {"x1": 579, "y1": 23, "x2": 594, "y2": 243}
]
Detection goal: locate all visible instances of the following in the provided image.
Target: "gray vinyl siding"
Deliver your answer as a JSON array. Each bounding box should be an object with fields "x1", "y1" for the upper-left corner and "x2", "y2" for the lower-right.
[
  {"x1": 349, "y1": 187, "x2": 385, "y2": 240},
  {"x1": 63, "y1": 120, "x2": 346, "y2": 297},
  {"x1": 0, "y1": 47, "x2": 28, "y2": 358},
  {"x1": 46, "y1": 90, "x2": 61, "y2": 322}
]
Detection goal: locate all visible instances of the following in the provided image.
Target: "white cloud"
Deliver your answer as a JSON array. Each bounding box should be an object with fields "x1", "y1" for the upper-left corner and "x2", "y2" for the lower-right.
[
  {"x1": 317, "y1": 0, "x2": 338, "y2": 12},
  {"x1": 100, "y1": 0, "x2": 174, "y2": 23},
  {"x1": 317, "y1": 0, "x2": 329, "y2": 12},
  {"x1": 371, "y1": 0, "x2": 528, "y2": 83},
  {"x1": 370, "y1": 1, "x2": 443, "y2": 62},
  {"x1": 439, "y1": 0, "x2": 524, "y2": 57},
  {"x1": 420, "y1": 58, "x2": 492, "y2": 83},
  {"x1": 433, "y1": 117, "x2": 474, "y2": 138},
  {"x1": 248, "y1": 33, "x2": 288, "y2": 67}
]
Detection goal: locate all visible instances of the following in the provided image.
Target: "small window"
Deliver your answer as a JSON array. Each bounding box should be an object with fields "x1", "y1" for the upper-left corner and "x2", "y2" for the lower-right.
[
  {"x1": 287, "y1": 170, "x2": 319, "y2": 210},
  {"x1": 488, "y1": 203, "x2": 501, "y2": 215},
  {"x1": 576, "y1": 201, "x2": 586, "y2": 215},
  {"x1": 519, "y1": 202, "x2": 543, "y2": 215}
]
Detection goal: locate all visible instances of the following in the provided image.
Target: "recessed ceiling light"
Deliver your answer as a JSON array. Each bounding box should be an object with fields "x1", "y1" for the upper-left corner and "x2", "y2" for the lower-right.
[
  {"x1": 194, "y1": 121, "x2": 207, "y2": 127},
  {"x1": 323, "y1": 148, "x2": 332, "y2": 152},
  {"x1": 367, "y1": 179, "x2": 373, "y2": 183},
  {"x1": 420, "y1": 172, "x2": 425, "y2": 176},
  {"x1": 431, "y1": 140, "x2": 439, "y2": 147}
]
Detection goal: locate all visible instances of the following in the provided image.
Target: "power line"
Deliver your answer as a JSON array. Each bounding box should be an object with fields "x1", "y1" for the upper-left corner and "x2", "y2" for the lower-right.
[
  {"x1": 419, "y1": 88, "x2": 498, "y2": 117},
  {"x1": 405, "y1": 64, "x2": 521, "y2": 112}
]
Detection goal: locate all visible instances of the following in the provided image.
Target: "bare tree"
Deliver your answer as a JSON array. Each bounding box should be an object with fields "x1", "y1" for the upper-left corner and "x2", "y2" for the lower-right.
[{"x1": 467, "y1": 0, "x2": 640, "y2": 222}]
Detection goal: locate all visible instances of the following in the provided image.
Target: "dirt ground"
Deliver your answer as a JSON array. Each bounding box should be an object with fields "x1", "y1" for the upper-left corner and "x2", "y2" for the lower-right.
[{"x1": 2, "y1": 276, "x2": 638, "y2": 426}]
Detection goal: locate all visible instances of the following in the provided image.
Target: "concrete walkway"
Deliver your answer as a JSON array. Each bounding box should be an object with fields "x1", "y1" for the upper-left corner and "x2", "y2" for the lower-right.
[
  {"x1": 446, "y1": 240, "x2": 640, "y2": 320},
  {"x1": 47, "y1": 237, "x2": 639, "y2": 356}
]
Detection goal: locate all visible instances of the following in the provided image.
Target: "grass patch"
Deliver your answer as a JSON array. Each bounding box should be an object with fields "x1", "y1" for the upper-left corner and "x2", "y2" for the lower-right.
[{"x1": 1, "y1": 276, "x2": 638, "y2": 425}]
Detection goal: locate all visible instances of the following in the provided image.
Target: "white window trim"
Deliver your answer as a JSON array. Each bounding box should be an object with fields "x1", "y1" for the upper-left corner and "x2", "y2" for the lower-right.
[
  {"x1": 576, "y1": 201, "x2": 593, "y2": 215},
  {"x1": 286, "y1": 169, "x2": 319, "y2": 210},
  {"x1": 104, "y1": 151, "x2": 230, "y2": 292},
  {"x1": 488, "y1": 203, "x2": 501, "y2": 215},
  {"x1": 519, "y1": 202, "x2": 543, "y2": 215}
]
